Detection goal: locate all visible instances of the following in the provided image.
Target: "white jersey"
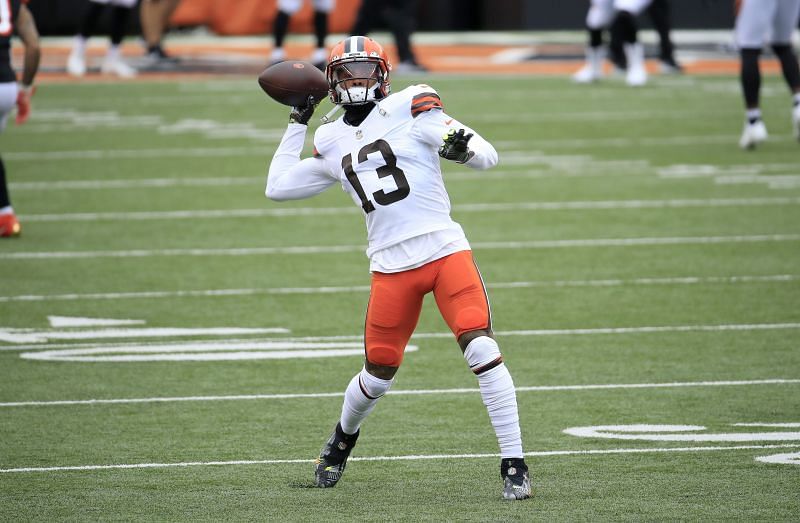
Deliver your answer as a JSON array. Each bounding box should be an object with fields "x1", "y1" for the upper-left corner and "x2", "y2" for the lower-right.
[
  {"x1": 585, "y1": 0, "x2": 653, "y2": 29},
  {"x1": 266, "y1": 84, "x2": 498, "y2": 272}
]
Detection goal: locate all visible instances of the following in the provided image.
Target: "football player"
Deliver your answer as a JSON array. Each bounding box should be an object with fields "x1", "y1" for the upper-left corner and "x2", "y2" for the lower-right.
[
  {"x1": 140, "y1": 0, "x2": 182, "y2": 66},
  {"x1": 735, "y1": 0, "x2": 800, "y2": 149},
  {"x1": 266, "y1": 36, "x2": 532, "y2": 500},
  {"x1": 572, "y1": 0, "x2": 651, "y2": 86},
  {"x1": 269, "y1": 0, "x2": 334, "y2": 70},
  {"x1": 66, "y1": 0, "x2": 137, "y2": 78},
  {"x1": 0, "y1": 0, "x2": 39, "y2": 237},
  {"x1": 350, "y1": 0, "x2": 427, "y2": 73}
]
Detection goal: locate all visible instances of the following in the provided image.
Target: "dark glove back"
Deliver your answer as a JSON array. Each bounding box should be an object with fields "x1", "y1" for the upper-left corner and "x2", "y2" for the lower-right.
[
  {"x1": 438, "y1": 128, "x2": 474, "y2": 164},
  {"x1": 290, "y1": 95, "x2": 318, "y2": 125}
]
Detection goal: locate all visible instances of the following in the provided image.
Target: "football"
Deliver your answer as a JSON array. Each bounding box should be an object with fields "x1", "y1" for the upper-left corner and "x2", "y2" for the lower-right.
[{"x1": 257, "y1": 61, "x2": 329, "y2": 107}]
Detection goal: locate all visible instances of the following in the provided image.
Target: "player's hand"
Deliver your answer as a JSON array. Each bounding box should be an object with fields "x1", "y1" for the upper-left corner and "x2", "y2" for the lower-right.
[
  {"x1": 289, "y1": 95, "x2": 318, "y2": 125},
  {"x1": 15, "y1": 85, "x2": 35, "y2": 125},
  {"x1": 438, "y1": 128, "x2": 474, "y2": 164}
]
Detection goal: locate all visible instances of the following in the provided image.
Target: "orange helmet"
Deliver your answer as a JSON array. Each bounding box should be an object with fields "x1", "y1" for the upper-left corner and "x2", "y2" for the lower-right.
[{"x1": 326, "y1": 36, "x2": 392, "y2": 105}]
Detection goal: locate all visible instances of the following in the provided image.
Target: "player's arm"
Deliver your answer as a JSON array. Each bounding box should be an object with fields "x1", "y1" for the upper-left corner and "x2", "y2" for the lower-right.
[
  {"x1": 16, "y1": 5, "x2": 39, "y2": 88},
  {"x1": 416, "y1": 110, "x2": 498, "y2": 169},
  {"x1": 266, "y1": 120, "x2": 336, "y2": 201},
  {"x1": 13, "y1": 5, "x2": 40, "y2": 125}
]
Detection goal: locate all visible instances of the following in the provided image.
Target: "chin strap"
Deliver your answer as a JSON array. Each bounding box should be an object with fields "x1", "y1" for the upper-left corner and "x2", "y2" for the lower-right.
[{"x1": 320, "y1": 104, "x2": 341, "y2": 124}]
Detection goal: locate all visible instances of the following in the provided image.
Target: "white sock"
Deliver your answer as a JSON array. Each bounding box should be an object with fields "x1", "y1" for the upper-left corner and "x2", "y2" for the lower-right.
[
  {"x1": 106, "y1": 45, "x2": 121, "y2": 61},
  {"x1": 746, "y1": 108, "x2": 762, "y2": 123},
  {"x1": 0, "y1": 205, "x2": 13, "y2": 215},
  {"x1": 311, "y1": 47, "x2": 327, "y2": 63},
  {"x1": 270, "y1": 47, "x2": 286, "y2": 62},
  {"x1": 465, "y1": 336, "x2": 523, "y2": 458},
  {"x1": 340, "y1": 367, "x2": 394, "y2": 435},
  {"x1": 73, "y1": 36, "x2": 87, "y2": 55},
  {"x1": 793, "y1": 93, "x2": 800, "y2": 107}
]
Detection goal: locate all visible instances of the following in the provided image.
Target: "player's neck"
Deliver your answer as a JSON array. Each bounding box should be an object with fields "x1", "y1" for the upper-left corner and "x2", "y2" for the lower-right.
[{"x1": 343, "y1": 103, "x2": 376, "y2": 126}]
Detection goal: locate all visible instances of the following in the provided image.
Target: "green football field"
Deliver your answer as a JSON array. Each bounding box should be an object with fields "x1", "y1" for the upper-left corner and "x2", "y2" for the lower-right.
[{"x1": 1, "y1": 73, "x2": 799, "y2": 521}]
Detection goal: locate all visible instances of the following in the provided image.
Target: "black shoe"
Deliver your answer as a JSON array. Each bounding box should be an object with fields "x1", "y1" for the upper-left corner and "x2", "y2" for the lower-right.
[
  {"x1": 314, "y1": 423, "x2": 359, "y2": 488},
  {"x1": 501, "y1": 458, "x2": 532, "y2": 500},
  {"x1": 659, "y1": 57, "x2": 684, "y2": 74}
]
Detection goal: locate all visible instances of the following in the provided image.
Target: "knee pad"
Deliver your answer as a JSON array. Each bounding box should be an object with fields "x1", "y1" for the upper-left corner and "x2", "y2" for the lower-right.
[
  {"x1": 464, "y1": 336, "x2": 504, "y2": 375},
  {"x1": 367, "y1": 345, "x2": 402, "y2": 367},
  {"x1": 454, "y1": 306, "x2": 489, "y2": 338}
]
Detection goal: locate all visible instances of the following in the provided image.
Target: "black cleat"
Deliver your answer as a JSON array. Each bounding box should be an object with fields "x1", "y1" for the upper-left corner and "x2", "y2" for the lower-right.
[
  {"x1": 314, "y1": 423, "x2": 359, "y2": 488},
  {"x1": 501, "y1": 458, "x2": 532, "y2": 500}
]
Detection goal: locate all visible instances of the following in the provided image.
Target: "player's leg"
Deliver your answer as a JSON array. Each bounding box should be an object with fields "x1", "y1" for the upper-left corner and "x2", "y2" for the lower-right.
[
  {"x1": 67, "y1": 0, "x2": 107, "y2": 76},
  {"x1": 310, "y1": 0, "x2": 335, "y2": 69},
  {"x1": 770, "y1": 0, "x2": 800, "y2": 139},
  {"x1": 735, "y1": 0, "x2": 775, "y2": 148},
  {"x1": 141, "y1": 0, "x2": 180, "y2": 62},
  {"x1": 573, "y1": 0, "x2": 614, "y2": 83},
  {"x1": 0, "y1": 82, "x2": 20, "y2": 238},
  {"x1": 271, "y1": 0, "x2": 302, "y2": 64},
  {"x1": 612, "y1": 0, "x2": 652, "y2": 86},
  {"x1": 0, "y1": 156, "x2": 18, "y2": 238},
  {"x1": 101, "y1": 0, "x2": 137, "y2": 78},
  {"x1": 648, "y1": 0, "x2": 682, "y2": 73},
  {"x1": 314, "y1": 268, "x2": 427, "y2": 488},
  {"x1": 384, "y1": 0, "x2": 426, "y2": 72},
  {"x1": 433, "y1": 251, "x2": 530, "y2": 500},
  {"x1": 351, "y1": 0, "x2": 382, "y2": 37}
]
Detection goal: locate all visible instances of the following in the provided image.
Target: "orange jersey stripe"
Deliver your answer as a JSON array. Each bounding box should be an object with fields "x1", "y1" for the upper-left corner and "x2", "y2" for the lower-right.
[{"x1": 411, "y1": 92, "x2": 443, "y2": 117}]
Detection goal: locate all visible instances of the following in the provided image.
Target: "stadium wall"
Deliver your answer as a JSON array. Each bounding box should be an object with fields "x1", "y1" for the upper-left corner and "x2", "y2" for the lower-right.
[{"x1": 30, "y1": 0, "x2": 736, "y2": 36}]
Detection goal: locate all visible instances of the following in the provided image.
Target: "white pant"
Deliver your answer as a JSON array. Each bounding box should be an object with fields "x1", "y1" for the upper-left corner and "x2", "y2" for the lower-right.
[
  {"x1": 0, "y1": 82, "x2": 17, "y2": 133},
  {"x1": 586, "y1": 0, "x2": 653, "y2": 30},
  {"x1": 735, "y1": 0, "x2": 800, "y2": 48},
  {"x1": 278, "y1": 0, "x2": 335, "y2": 15}
]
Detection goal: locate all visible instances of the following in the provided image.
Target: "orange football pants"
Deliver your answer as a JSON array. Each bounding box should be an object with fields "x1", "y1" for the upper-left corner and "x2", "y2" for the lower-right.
[{"x1": 364, "y1": 250, "x2": 492, "y2": 367}]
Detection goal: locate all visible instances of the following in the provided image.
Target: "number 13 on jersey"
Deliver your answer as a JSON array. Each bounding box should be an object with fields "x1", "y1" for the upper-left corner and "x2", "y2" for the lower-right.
[{"x1": 341, "y1": 139, "x2": 410, "y2": 214}]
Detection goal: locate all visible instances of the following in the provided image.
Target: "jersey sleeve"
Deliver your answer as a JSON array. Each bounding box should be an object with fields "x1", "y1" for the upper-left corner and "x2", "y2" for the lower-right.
[
  {"x1": 413, "y1": 109, "x2": 499, "y2": 170},
  {"x1": 410, "y1": 88, "x2": 443, "y2": 118},
  {"x1": 265, "y1": 123, "x2": 337, "y2": 201}
]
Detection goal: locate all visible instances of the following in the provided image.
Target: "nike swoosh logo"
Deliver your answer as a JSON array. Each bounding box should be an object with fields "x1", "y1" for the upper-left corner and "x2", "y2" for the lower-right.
[{"x1": 445, "y1": 119, "x2": 453, "y2": 125}]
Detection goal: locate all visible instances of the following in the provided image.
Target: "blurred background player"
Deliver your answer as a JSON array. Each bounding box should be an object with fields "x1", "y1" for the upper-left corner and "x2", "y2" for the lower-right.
[
  {"x1": 573, "y1": 0, "x2": 652, "y2": 86},
  {"x1": 0, "y1": 0, "x2": 39, "y2": 237},
  {"x1": 607, "y1": 0, "x2": 683, "y2": 74},
  {"x1": 140, "y1": 0, "x2": 182, "y2": 66},
  {"x1": 735, "y1": 0, "x2": 800, "y2": 149},
  {"x1": 66, "y1": 0, "x2": 137, "y2": 78},
  {"x1": 647, "y1": 0, "x2": 682, "y2": 73},
  {"x1": 351, "y1": 0, "x2": 426, "y2": 72},
  {"x1": 269, "y1": 0, "x2": 334, "y2": 69}
]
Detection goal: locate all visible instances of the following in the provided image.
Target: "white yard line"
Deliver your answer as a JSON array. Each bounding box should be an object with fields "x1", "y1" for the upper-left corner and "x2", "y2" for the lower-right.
[
  {"x1": 6, "y1": 134, "x2": 793, "y2": 162},
  {"x1": 2, "y1": 234, "x2": 798, "y2": 260},
  {"x1": 0, "y1": 274, "x2": 795, "y2": 303},
  {"x1": 4, "y1": 147, "x2": 269, "y2": 161},
  {"x1": 10, "y1": 177, "x2": 260, "y2": 190},
  {"x1": 3, "y1": 322, "x2": 799, "y2": 353},
  {"x1": 17, "y1": 197, "x2": 800, "y2": 222},
  {"x1": 2, "y1": 444, "x2": 798, "y2": 474},
  {"x1": 0, "y1": 378, "x2": 797, "y2": 408}
]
